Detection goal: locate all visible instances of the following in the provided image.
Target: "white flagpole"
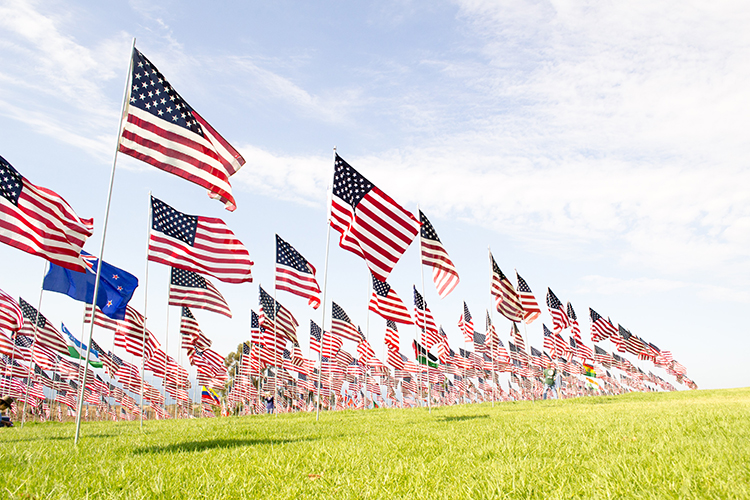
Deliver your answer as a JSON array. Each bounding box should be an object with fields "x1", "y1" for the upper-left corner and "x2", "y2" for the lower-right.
[
  {"x1": 271, "y1": 284, "x2": 279, "y2": 417},
  {"x1": 487, "y1": 247, "x2": 497, "y2": 407},
  {"x1": 74, "y1": 37, "x2": 135, "y2": 446},
  {"x1": 21, "y1": 261, "x2": 48, "y2": 428},
  {"x1": 364, "y1": 274, "x2": 371, "y2": 409},
  {"x1": 315, "y1": 147, "x2": 335, "y2": 421},
  {"x1": 417, "y1": 206, "x2": 430, "y2": 415},
  {"x1": 139, "y1": 192, "x2": 152, "y2": 428}
]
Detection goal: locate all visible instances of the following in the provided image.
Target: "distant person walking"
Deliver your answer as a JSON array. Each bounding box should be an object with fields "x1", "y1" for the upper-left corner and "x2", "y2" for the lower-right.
[
  {"x1": 543, "y1": 363, "x2": 558, "y2": 400},
  {"x1": 264, "y1": 394, "x2": 274, "y2": 414}
]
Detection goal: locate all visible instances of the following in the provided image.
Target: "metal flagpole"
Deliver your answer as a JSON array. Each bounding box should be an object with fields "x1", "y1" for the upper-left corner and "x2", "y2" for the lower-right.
[
  {"x1": 21, "y1": 261, "x2": 48, "y2": 428},
  {"x1": 364, "y1": 274, "x2": 371, "y2": 409},
  {"x1": 315, "y1": 147, "x2": 335, "y2": 421},
  {"x1": 74, "y1": 37, "x2": 135, "y2": 446},
  {"x1": 271, "y1": 284, "x2": 279, "y2": 416},
  {"x1": 139, "y1": 192, "x2": 152, "y2": 428},
  {"x1": 488, "y1": 247, "x2": 497, "y2": 407},
  {"x1": 417, "y1": 205, "x2": 430, "y2": 415},
  {"x1": 163, "y1": 281, "x2": 174, "y2": 418},
  {"x1": 488, "y1": 309, "x2": 495, "y2": 408}
]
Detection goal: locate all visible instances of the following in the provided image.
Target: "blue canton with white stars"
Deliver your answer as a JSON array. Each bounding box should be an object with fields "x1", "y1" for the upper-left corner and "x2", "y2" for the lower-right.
[
  {"x1": 151, "y1": 196, "x2": 198, "y2": 245},
  {"x1": 0, "y1": 155, "x2": 23, "y2": 206},
  {"x1": 129, "y1": 49, "x2": 203, "y2": 136},
  {"x1": 276, "y1": 235, "x2": 312, "y2": 274},
  {"x1": 332, "y1": 154, "x2": 373, "y2": 209}
]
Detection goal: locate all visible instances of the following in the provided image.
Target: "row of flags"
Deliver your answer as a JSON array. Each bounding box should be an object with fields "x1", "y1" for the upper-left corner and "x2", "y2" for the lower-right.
[{"x1": 0, "y1": 44, "x2": 694, "y2": 424}]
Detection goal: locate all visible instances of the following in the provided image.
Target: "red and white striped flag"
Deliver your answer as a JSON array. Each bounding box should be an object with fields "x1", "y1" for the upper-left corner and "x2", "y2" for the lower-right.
[
  {"x1": 489, "y1": 253, "x2": 523, "y2": 323},
  {"x1": 180, "y1": 307, "x2": 212, "y2": 352},
  {"x1": 589, "y1": 307, "x2": 617, "y2": 342},
  {"x1": 546, "y1": 288, "x2": 570, "y2": 333},
  {"x1": 0, "y1": 288, "x2": 22, "y2": 333},
  {"x1": 567, "y1": 302, "x2": 581, "y2": 341},
  {"x1": 275, "y1": 234, "x2": 320, "y2": 309},
  {"x1": 419, "y1": 210, "x2": 459, "y2": 298},
  {"x1": 458, "y1": 302, "x2": 474, "y2": 343},
  {"x1": 148, "y1": 196, "x2": 253, "y2": 284},
  {"x1": 329, "y1": 154, "x2": 419, "y2": 282},
  {"x1": 118, "y1": 48, "x2": 245, "y2": 211},
  {"x1": 413, "y1": 287, "x2": 441, "y2": 349},
  {"x1": 169, "y1": 267, "x2": 231, "y2": 318},
  {"x1": 0, "y1": 156, "x2": 93, "y2": 272},
  {"x1": 18, "y1": 297, "x2": 68, "y2": 356},
  {"x1": 515, "y1": 272, "x2": 541, "y2": 324},
  {"x1": 331, "y1": 302, "x2": 362, "y2": 342},
  {"x1": 384, "y1": 320, "x2": 399, "y2": 351},
  {"x1": 368, "y1": 273, "x2": 413, "y2": 325}
]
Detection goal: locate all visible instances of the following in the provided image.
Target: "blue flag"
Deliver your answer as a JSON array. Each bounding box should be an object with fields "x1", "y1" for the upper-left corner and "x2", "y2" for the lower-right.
[{"x1": 43, "y1": 251, "x2": 138, "y2": 320}]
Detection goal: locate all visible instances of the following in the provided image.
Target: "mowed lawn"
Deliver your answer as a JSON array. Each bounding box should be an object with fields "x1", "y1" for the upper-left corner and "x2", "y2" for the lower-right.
[{"x1": 1, "y1": 388, "x2": 749, "y2": 499}]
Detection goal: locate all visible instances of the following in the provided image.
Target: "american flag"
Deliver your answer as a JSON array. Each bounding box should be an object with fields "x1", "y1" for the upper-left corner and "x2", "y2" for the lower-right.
[
  {"x1": 309, "y1": 320, "x2": 342, "y2": 357},
  {"x1": 419, "y1": 210, "x2": 459, "y2": 298},
  {"x1": 413, "y1": 287, "x2": 441, "y2": 349},
  {"x1": 489, "y1": 253, "x2": 523, "y2": 323},
  {"x1": 118, "y1": 48, "x2": 245, "y2": 211},
  {"x1": 180, "y1": 307, "x2": 212, "y2": 352},
  {"x1": 384, "y1": 320, "x2": 399, "y2": 351},
  {"x1": 149, "y1": 196, "x2": 253, "y2": 284},
  {"x1": 515, "y1": 272, "x2": 541, "y2": 324},
  {"x1": 542, "y1": 324, "x2": 568, "y2": 357},
  {"x1": 275, "y1": 234, "x2": 321, "y2": 309},
  {"x1": 386, "y1": 344, "x2": 404, "y2": 370},
  {"x1": 258, "y1": 287, "x2": 298, "y2": 345},
  {"x1": 458, "y1": 302, "x2": 474, "y2": 343},
  {"x1": 0, "y1": 288, "x2": 22, "y2": 333},
  {"x1": 368, "y1": 273, "x2": 413, "y2": 325},
  {"x1": 329, "y1": 154, "x2": 419, "y2": 282},
  {"x1": 566, "y1": 302, "x2": 581, "y2": 341},
  {"x1": 0, "y1": 155, "x2": 94, "y2": 272},
  {"x1": 357, "y1": 338, "x2": 377, "y2": 366},
  {"x1": 511, "y1": 323, "x2": 526, "y2": 351},
  {"x1": 250, "y1": 310, "x2": 262, "y2": 345},
  {"x1": 594, "y1": 345, "x2": 613, "y2": 365},
  {"x1": 169, "y1": 267, "x2": 231, "y2": 318},
  {"x1": 18, "y1": 297, "x2": 68, "y2": 356},
  {"x1": 84, "y1": 304, "x2": 159, "y2": 359},
  {"x1": 589, "y1": 308, "x2": 617, "y2": 342},
  {"x1": 546, "y1": 288, "x2": 570, "y2": 333},
  {"x1": 331, "y1": 302, "x2": 362, "y2": 342}
]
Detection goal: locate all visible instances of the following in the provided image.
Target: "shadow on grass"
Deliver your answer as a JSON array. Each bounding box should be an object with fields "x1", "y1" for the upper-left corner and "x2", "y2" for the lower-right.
[
  {"x1": 437, "y1": 414, "x2": 489, "y2": 422},
  {"x1": 133, "y1": 435, "x2": 322, "y2": 454},
  {"x1": 1, "y1": 432, "x2": 121, "y2": 443}
]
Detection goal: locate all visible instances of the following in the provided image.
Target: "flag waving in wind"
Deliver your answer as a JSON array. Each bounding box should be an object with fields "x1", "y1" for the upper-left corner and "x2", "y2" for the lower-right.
[
  {"x1": 275, "y1": 234, "x2": 321, "y2": 309},
  {"x1": 43, "y1": 251, "x2": 138, "y2": 321},
  {"x1": 368, "y1": 273, "x2": 413, "y2": 325},
  {"x1": 0, "y1": 155, "x2": 93, "y2": 272},
  {"x1": 489, "y1": 253, "x2": 523, "y2": 323},
  {"x1": 118, "y1": 48, "x2": 245, "y2": 211},
  {"x1": 168, "y1": 268, "x2": 231, "y2": 318},
  {"x1": 329, "y1": 154, "x2": 419, "y2": 281},
  {"x1": 148, "y1": 196, "x2": 253, "y2": 283},
  {"x1": 419, "y1": 210, "x2": 459, "y2": 298}
]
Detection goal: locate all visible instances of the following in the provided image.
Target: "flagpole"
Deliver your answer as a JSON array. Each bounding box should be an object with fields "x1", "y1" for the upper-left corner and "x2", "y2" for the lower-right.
[
  {"x1": 271, "y1": 284, "x2": 279, "y2": 417},
  {"x1": 21, "y1": 261, "x2": 48, "y2": 428},
  {"x1": 139, "y1": 191, "x2": 153, "y2": 428},
  {"x1": 487, "y1": 246, "x2": 497, "y2": 408},
  {"x1": 74, "y1": 37, "x2": 135, "y2": 446},
  {"x1": 417, "y1": 206, "x2": 430, "y2": 415},
  {"x1": 364, "y1": 274, "x2": 371, "y2": 409},
  {"x1": 316, "y1": 147, "x2": 335, "y2": 421}
]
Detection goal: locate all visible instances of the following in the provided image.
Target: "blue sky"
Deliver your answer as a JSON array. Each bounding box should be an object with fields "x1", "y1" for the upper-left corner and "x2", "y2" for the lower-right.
[{"x1": 1, "y1": 0, "x2": 748, "y2": 391}]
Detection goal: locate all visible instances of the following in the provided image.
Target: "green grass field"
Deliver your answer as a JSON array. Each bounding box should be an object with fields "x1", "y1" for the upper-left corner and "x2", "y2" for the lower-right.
[{"x1": 1, "y1": 388, "x2": 748, "y2": 499}]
